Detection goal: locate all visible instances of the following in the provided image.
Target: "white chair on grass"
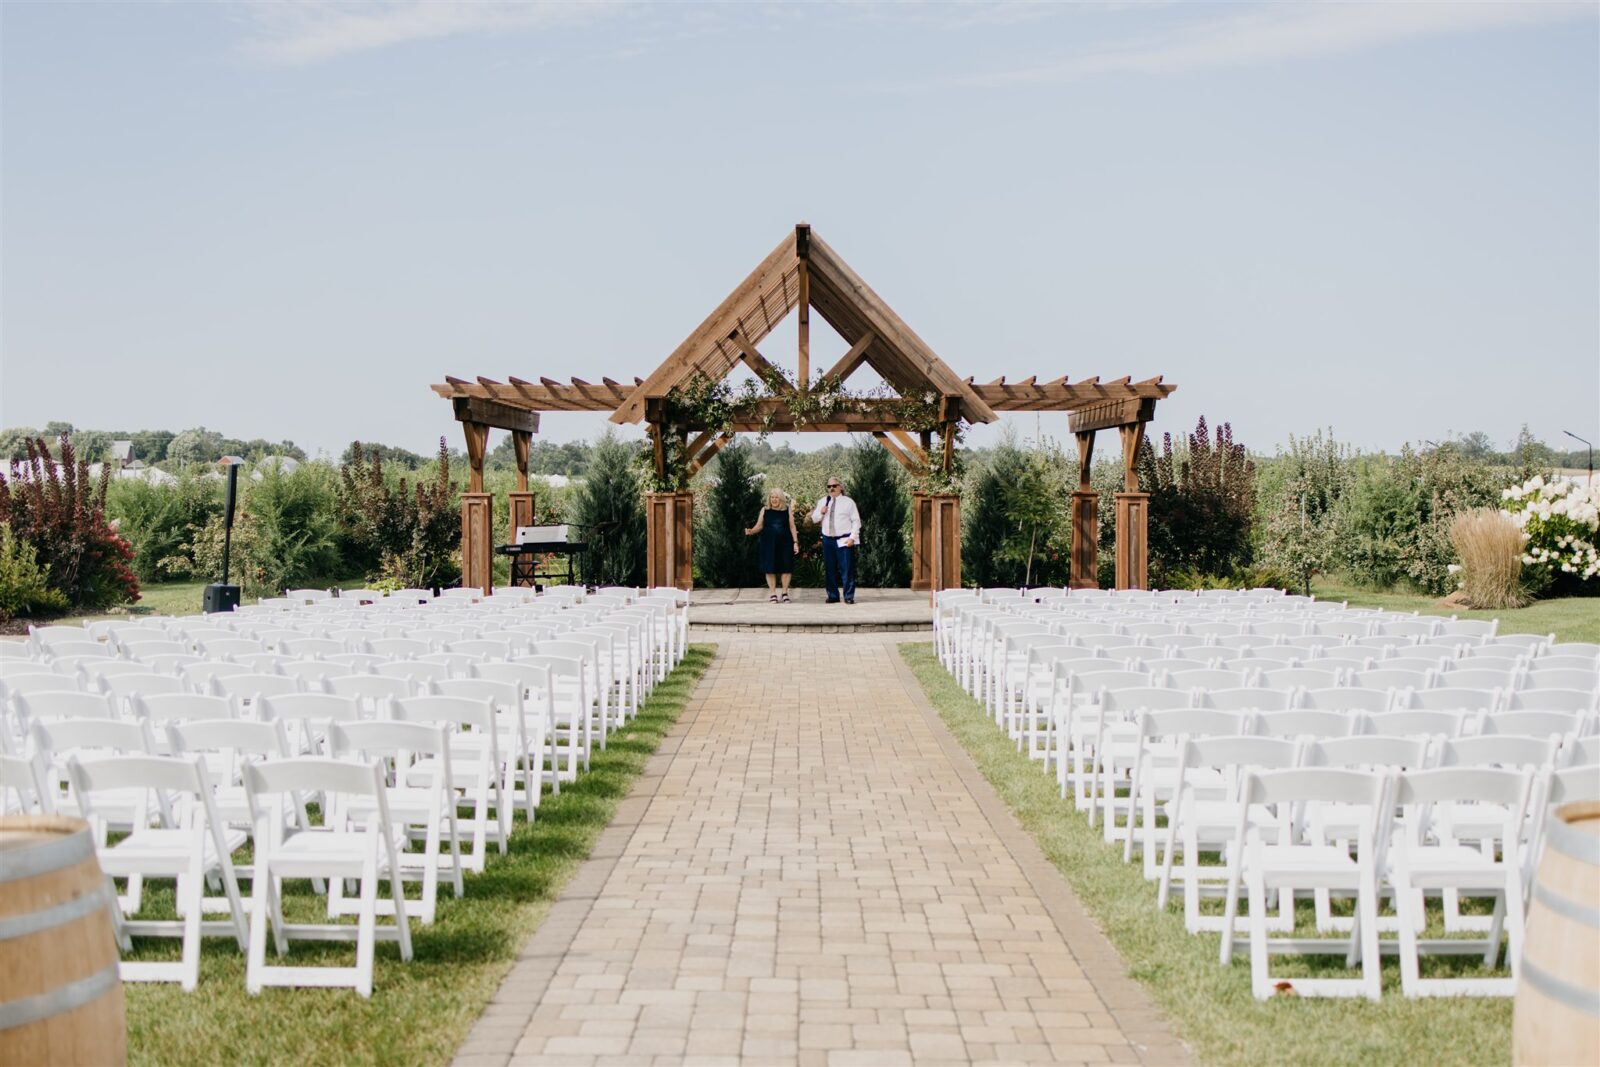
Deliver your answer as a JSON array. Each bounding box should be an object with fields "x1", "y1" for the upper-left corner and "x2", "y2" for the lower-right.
[
  {"x1": 1122, "y1": 707, "x2": 1250, "y2": 875},
  {"x1": 242, "y1": 758, "x2": 414, "y2": 997},
  {"x1": 1219, "y1": 768, "x2": 1390, "y2": 1001},
  {"x1": 258, "y1": 692, "x2": 360, "y2": 756},
  {"x1": 69, "y1": 754, "x2": 249, "y2": 991},
  {"x1": 0, "y1": 752, "x2": 54, "y2": 814},
  {"x1": 433, "y1": 676, "x2": 543, "y2": 823},
  {"x1": 475, "y1": 660, "x2": 575, "y2": 789},
  {"x1": 389, "y1": 695, "x2": 507, "y2": 870},
  {"x1": 328, "y1": 720, "x2": 463, "y2": 925},
  {"x1": 1385, "y1": 767, "x2": 1533, "y2": 997}
]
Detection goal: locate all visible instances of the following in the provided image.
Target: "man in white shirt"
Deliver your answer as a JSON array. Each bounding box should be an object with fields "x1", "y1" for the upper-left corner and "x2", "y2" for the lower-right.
[{"x1": 808, "y1": 475, "x2": 862, "y2": 604}]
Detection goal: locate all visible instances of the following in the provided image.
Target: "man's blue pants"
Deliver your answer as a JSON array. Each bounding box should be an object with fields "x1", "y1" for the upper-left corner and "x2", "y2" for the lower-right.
[{"x1": 822, "y1": 535, "x2": 855, "y2": 602}]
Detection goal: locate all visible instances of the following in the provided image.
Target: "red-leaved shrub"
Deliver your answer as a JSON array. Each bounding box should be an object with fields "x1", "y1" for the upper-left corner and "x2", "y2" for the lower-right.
[{"x1": 0, "y1": 435, "x2": 140, "y2": 611}]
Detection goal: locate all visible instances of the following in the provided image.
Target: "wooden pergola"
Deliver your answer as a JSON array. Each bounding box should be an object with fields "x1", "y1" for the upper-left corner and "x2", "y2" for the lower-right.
[{"x1": 434, "y1": 223, "x2": 1175, "y2": 593}]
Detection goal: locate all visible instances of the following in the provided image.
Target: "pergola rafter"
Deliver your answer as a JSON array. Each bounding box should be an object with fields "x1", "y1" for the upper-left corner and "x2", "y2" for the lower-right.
[{"x1": 435, "y1": 223, "x2": 1175, "y2": 594}]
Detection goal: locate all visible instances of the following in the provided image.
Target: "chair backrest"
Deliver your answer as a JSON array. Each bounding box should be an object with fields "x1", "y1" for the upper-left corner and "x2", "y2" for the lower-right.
[
  {"x1": 1243, "y1": 767, "x2": 1389, "y2": 815},
  {"x1": 1526, "y1": 668, "x2": 1599, "y2": 694},
  {"x1": 210, "y1": 673, "x2": 302, "y2": 702},
  {"x1": 1197, "y1": 687, "x2": 1295, "y2": 712},
  {"x1": 1260, "y1": 667, "x2": 1343, "y2": 690},
  {"x1": 432, "y1": 677, "x2": 524, "y2": 716},
  {"x1": 0, "y1": 753, "x2": 52, "y2": 813},
  {"x1": 16, "y1": 691, "x2": 115, "y2": 723},
  {"x1": 328, "y1": 719, "x2": 451, "y2": 762},
  {"x1": 1349, "y1": 668, "x2": 1433, "y2": 691},
  {"x1": 281, "y1": 660, "x2": 355, "y2": 684},
  {"x1": 133, "y1": 692, "x2": 236, "y2": 725},
  {"x1": 1506, "y1": 688, "x2": 1600, "y2": 714},
  {"x1": 1483, "y1": 710, "x2": 1586, "y2": 739},
  {"x1": 1545, "y1": 764, "x2": 1600, "y2": 806},
  {"x1": 327, "y1": 673, "x2": 416, "y2": 705},
  {"x1": 168, "y1": 717, "x2": 293, "y2": 759},
  {"x1": 1169, "y1": 668, "x2": 1254, "y2": 692},
  {"x1": 1392, "y1": 767, "x2": 1530, "y2": 826},
  {"x1": 181, "y1": 661, "x2": 252, "y2": 689},
  {"x1": 117, "y1": 638, "x2": 191, "y2": 658},
  {"x1": 1405, "y1": 687, "x2": 1501, "y2": 714},
  {"x1": 1254, "y1": 709, "x2": 1359, "y2": 740},
  {"x1": 1305, "y1": 734, "x2": 1430, "y2": 771},
  {"x1": 197, "y1": 637, "x2": 267, "y2": 659},
  {"x1": 1099, "y1": 687, "x2": 1192, "y2": 714},
  {"x1": 243, "y1": 755, "x2": 383, "y2": 800},
  {"x1": 391, "y1": 694, "x2": 495, "y2": 731},
  {"x1": 374, "y1": 660, "x2": 453, "y2": 684},
  {"x1": 1299, "y1": 686, "x2": 1391, "y2": 713},
  {"x1": 1438, "y1": 734, "x2": 1561, "y2": 770},
  {"x1": 33, "y1": 717, "x2": 155, "y2": 760},
  {"x1": 1070, "y1": 669, "x2": 1154, "y2": 695},
  {"x1": 1138, "y1": 707, "x2": 1247, "y2": 741},
  {"x1": 1368, "y1": 709, "x2": 1473, "y2": 739},
  {"x1": 96, "y1": 673, "x2": 185, "y2": 701},
  {"x1": 1181, "y1": 735, "x2": 1300, "y2": 783},
  {"x1": 258, "y1": 692, "x2": 359, "y2": 725}
]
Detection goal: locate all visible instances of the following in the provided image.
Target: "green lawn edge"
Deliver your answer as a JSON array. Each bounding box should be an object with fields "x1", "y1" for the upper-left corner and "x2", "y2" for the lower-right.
[
  {"x1": 124, "y1": 643, "x2": 717, "y2": 1067},
  {"x1": 898, "y1": 642, "x2": 1511, "y2": 1067}
]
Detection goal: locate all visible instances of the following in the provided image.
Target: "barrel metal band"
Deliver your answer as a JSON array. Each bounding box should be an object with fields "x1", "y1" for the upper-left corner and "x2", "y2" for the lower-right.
[
  {"x1": 1521, "y1": 959, "x2": 1600, "y2": 1018},
  {"x1": 0, "y1": 831, "x2": 93, "y2": 884},
  {"x1": 0, "y1": 964, "x2": 119, "y2": 1031},
  {"x1": 1544, "y1": 815, "x2": 1600, "y2": 866},
  {"x1": 0, "y1": 889, "x2": 112, "y2": 942},
  {"x1": 1533, "y1": 882, "x2": 1600, "y2": 930}
]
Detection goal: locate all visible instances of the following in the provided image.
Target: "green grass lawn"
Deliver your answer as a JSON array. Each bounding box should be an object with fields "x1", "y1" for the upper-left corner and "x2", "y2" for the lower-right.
[
  {"x1": 121, "y1": 645, "x2": 715, "y2": 1067},
  {"x1": 1312, "y1": 579, "x2": 1599, "y2": 645},
  {"x1": 900, "y1": 643, "x2": 1514, "y2": 1067}
]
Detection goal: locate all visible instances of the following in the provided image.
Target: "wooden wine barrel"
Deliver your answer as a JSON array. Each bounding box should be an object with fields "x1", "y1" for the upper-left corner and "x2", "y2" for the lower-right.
[
  {"x1": 0, "y1": 815, "x2": 126, "y2": 1066},
  {"x1": 1515, "y1": 801, "x2": 1600, "y2": 1066}
]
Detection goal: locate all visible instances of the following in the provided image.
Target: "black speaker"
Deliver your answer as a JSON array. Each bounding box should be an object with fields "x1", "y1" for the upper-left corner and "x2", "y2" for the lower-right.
[{"x1": 203, "y1": 583, "x2": 241, "y2": 614}]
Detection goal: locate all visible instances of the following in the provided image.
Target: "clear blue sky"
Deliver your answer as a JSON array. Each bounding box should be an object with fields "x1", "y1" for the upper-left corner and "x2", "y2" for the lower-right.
[{"x1": 3, "y1": 1, "x2": 1596, "y2": 459}]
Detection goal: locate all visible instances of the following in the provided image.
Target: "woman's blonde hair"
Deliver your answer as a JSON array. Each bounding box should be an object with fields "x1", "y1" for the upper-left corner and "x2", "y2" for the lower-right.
[{"x1": 766, "y1": 487, "x2": 790, "y2": 507}]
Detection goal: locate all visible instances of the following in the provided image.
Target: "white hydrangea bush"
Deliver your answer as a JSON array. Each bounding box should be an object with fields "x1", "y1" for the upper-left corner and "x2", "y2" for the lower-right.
[{"x1": 1500, "y1": 476, "x2": 1600, "y2": 585}]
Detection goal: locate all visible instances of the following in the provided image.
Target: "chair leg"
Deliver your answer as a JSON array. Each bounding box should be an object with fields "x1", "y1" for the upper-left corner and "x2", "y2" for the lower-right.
[
  {"x1": 355, "y1": 835, "x2": 379, "y2": 998},
  {"x1": 1394, "y1": 869, "x2": 1421, "y2": 997},
  {"x1": 1247, "y1": 873, "x2": 1270, "y2": 999},
  {"x1": 181, "y1": 853, "x2": 204, "y2": 992},
  {"x1": 1358, "y1": 868, "x2": 1383, "y2": 1001},
  {"x1": 246, "y1": 858, "x2": 271, "y2": 994}
]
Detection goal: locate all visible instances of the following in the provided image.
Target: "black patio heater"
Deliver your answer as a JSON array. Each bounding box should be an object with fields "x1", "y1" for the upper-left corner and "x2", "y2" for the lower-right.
[{"x1": 203, "y1": 458, "x2": 243, "y2": 613}]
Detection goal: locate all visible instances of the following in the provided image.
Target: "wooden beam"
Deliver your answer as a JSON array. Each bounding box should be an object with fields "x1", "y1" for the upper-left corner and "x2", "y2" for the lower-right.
[
  {"x1": 1067, "y1": 397, "x2": 1156, "y2": 435},
  {"x1": 797, "y1": 260, "x2": 810, "y2": 389},
  {"x1": 819, "y1": 331, "x2": 876, "y2": 387},
  {"x1": 651, "y1": 423, "x2": 666, "y2": 481},
  {"x1": 871, "y1": 431, "x2": 919, "y2": 474},
  {"x1": 688, "y1": 432, "x2": 735, "y2": 476},
  {"x1": 887, "y1": 428, "x2": 927, "y2": 465},
  {"x1": 942, "y1": 422, "x2": 955, "y2": 473},
  {"x1": 730, "y1": 329, "x2": 786, "y2": 388},
  {"x1": 452, "y1": 396, "x2": 540, "y2": 434},
  {"x1": 682, "y1": 429, "x2": 716, "y2": 466}
]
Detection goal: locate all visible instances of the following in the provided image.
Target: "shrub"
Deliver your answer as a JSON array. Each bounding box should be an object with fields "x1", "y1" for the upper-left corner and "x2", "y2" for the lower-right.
[
  {"x1": 0, "y1": 435, "x2": 140, "y2": 611},
  {"x1": 848, "y1": 441, "x2": 911, "y2": 588},
  {"x1": 1141, "y1": 417, "x2": 1256, "y2": 586},
  {"x1": 694, "y1": 443, "x2": 763, "y2": 588},
  {"x1": 0, "y1": 522, "x2": 69, "y2": 621},
  {"x1": 576, "y1": 432, "x2": 646, "y2": 587},
  {"x1": 1448, "y1": 508, "x2": 1528, "y2": 609},
  {"x1": 1256, "y1": 429, "x2": 1354, "y2": 596},
  {"x1": 339, "y1": 439, "x2": 461, "y2": 590},
  {"x1": 963, "y1": 441, "x2": 1027, "y2": 588},
  {"x1": 1500, "y1": 476, "x2": 1600, "y2": 596},
  {"x1": 184, "y1": 463, "x2": 343, "y2": 595},
  {"x1": 107, "y1": 471, "x2": 221, "y2": 582}
]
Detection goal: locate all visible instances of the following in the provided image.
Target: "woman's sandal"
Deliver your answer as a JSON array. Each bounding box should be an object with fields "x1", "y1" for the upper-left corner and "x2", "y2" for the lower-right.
[
  {"x1": 769, "y1": 594, "x2": 779, "y2": 603},
  {"x1": 780, "y1": 593, "x2": 791, "y2": 603}
]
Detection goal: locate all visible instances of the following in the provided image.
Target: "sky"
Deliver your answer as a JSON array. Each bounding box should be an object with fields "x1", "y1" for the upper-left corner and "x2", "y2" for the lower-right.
[{"x1": 2, "y1": 1, "x2": 1597, "y2": 461}]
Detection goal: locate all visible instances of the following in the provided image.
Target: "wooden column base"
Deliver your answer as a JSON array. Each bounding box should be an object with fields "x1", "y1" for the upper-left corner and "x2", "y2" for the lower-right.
[
  {"x1": 911, "y1": 493, "x2": 961, "y2": 593},
  {"x1": 646, "y1": 491, "x2": 694, "y2": 590},
  {"x1": 460, "y1": 492, "x2": 494, "y2": 595},
  {"x1": 507, "y1": 491, "x2": 536, "y2": 543},
  {"x1": 1069, "y1": 490, "x2": 1099, "y2": 589},
  {"x1": 1114, "y1": 491, "x2": 1150, "y2": 591}
]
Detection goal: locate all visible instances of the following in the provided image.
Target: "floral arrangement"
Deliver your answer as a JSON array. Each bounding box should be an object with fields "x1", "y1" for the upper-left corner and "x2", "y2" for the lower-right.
[{"x1": 1499, "y1": 475, "x2": 1600, "y2": 586}]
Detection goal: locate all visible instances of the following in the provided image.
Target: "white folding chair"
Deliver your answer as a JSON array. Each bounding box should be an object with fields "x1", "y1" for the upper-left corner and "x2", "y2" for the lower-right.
[
  {"x1": 69, "y1": 754, "x2": 249, "y2": 991},
  {"x1": 1220, "y1": 768, "x2": 1390, "y2": 1000},
  {"x1": 390, "y1": 695, "x2": 507, "y2": 870},
  {"x1": 1385, "y1": 767, "x2": 1532, "y2": 997},
  {"x1": 243, "y1": 758, "x2": 414, "y2": 996},
  {"x1": 258, "y1": 692, "x2": 360, "y2": 755},
  {"x1": 328, "y1": 720, "x2": 463, "y2": 925},
  {"x1": 1123, "y1": 708, "x2": 1249, "y2": 874},
  {"x1": 434, "y1": 677, "x2": 542, "y2": 823}
]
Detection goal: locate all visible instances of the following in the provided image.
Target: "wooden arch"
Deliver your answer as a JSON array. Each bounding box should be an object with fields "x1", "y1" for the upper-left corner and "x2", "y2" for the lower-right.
[{"x1": 434, "y1": 223, "x2": 1176, "y2": 593}]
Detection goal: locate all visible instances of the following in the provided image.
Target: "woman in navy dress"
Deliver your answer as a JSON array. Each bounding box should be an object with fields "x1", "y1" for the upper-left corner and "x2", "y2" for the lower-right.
[{"x1": 745, "y1": 489, "x2": 799, "y2": 602}]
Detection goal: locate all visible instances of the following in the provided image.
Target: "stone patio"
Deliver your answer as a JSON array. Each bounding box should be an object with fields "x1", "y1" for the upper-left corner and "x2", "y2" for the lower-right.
[
  {"x1": 687, "y1": 588, "x2": 932, "y2": 633},
  {"x1": 454, "y1": 634, "x2": 1187, "y2": 1067}
]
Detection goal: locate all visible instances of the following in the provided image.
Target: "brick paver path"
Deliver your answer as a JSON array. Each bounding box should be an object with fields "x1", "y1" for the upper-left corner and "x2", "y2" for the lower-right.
[{"x1": 456, "y1": 635, "x2": 1188, "y2": 1067}]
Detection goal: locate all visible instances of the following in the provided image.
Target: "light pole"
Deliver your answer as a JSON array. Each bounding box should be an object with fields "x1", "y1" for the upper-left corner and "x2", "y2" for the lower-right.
[{"x1": 1563, "y1": 430, "x2": 1593, "y2": 485}]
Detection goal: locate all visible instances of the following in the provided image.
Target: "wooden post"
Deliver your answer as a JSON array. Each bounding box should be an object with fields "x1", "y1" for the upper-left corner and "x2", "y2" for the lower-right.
[
  {"x1": 462, "y1": 422, "x2": 488, "y2": 494},
  {"x1": 460, "y1": 492, "x2": 493, "y2": 595},
  {"x1": 511, "y1": 430, "x2": 531, "y2": 492},
  {"x1": 645, "y1": 491, "x2": 694, "y2": 589},
  {"x1": 1071, "y1": 430, "x2": 1098, "y2": 589},
  {"x1": 1114, "y1": 421, "x2": 1148, "y2": 590},
  {"x1": 911, "y1": 492, "x2": 961, "y2": 593}
]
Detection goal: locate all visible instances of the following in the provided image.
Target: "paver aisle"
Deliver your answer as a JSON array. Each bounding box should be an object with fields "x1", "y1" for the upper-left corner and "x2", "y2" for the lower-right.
[{"x1": 456, "y1": 634, "x2": 1187, "y2": 1066}]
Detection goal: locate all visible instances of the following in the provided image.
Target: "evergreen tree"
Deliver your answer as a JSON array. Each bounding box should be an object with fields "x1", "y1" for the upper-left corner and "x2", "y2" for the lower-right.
[
  {"x1": 695, "y1": 443, "x2": 763, "y2": 587},
  {"x1": 573, "y1": 431, "x2": 647, "y2": 587},
  {"x1": 848, "y1": 441, "x2": 910, "y2": 587},
  {"x1": 962, "y1": 441, "x2": 1027, "y2": 588}
]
